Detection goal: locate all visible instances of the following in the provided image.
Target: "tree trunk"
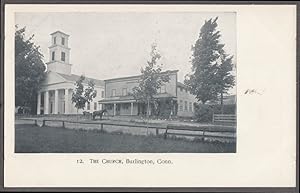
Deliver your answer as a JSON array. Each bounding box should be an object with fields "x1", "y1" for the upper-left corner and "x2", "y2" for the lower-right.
[
  {"x1": 221, "y1": 92, "x2": 224, "y2": 114},
  {"x1": 77, "y1": 108, "x2": 79, "y2": 121},
  {"x1": 147, "y1": 98, "x2": 150, "y2": 118}
]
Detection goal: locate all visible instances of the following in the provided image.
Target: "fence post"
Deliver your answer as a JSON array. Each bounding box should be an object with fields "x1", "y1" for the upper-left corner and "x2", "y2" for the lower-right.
[
  {"x1": 42, "y1": 120, "x2": 45, "y2": 127},
  {"x1": 156, "y1": 128, "x2": 159, "y2": 136},
  {"x1": 212, "y1": 114, "x2": 215, "y2": 123},
  {"x1": 164, "y1": 127, "x2": 168, "y2": 139},
  {"x1": 34, "y1": 120, "x2": 37, "y2": 126},
  {"x1": 62, "y1": 121, "x2": 65, "y2": 128},
  {"x1": 101, "y1": 123, "x2": 104, "y2": 131}
]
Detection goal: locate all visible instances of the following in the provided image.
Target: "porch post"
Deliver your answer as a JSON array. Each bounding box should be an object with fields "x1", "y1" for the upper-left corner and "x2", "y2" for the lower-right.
[
  {"x1": 37, "y1": 92, "x2": 41, "y2": 115},
  {"x1": 54, "y1": 89, "x2": 59, "y2": 114},
  {"x1": 65, "y1": 89, "x2": 69, "y2": 114},
  {"x1": 44, "y1": 91, "x2": 49, "y2": 114},
  {"x1": 130, "y1": 102, "x2": 134, "y2": 115},
  {"x1": 113, "y1": 103, "x2": 116, "y2": 116}
]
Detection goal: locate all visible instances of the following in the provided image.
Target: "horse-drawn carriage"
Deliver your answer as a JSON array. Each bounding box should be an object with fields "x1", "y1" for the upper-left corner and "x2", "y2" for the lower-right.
[{"x1": 92, "y1": 109, "x2": 107, "y2": 120}]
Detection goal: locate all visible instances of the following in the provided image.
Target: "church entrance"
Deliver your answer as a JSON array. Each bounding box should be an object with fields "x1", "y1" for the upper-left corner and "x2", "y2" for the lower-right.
[{"x1": 50, "y1": 102, "x2": 53, "y2": 114}]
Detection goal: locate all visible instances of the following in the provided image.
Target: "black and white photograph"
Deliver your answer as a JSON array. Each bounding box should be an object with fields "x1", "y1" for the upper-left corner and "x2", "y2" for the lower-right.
[
  {"x1": 14, "y1": 11, "x2": 237, "y2": 153},
  {"x1": 3, "y1": 3, "x2": 297, "y2": 189}
]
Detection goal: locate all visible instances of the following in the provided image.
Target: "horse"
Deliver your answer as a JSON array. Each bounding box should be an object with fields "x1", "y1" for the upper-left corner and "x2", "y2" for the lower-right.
[{"x1": 92, "y1": 109, "x2": 107, "y2": 120}]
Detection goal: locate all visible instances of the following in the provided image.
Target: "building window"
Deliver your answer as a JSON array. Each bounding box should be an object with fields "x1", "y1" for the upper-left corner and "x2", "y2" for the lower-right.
[
  {"x1": 179, "y1": 100, "x2": 183, "y2": 111},
  {"x1": 53, "y1": 37, "x2": 56, "y2": 44},
  {"x1": 160, "y1": 85, "x2": 166, "y2": 93},
  {"x1": 87, "y1": 102, "x2": 90, "y2": 110},
  {"x1": 184, "y1": 101, "x2": 188, "y2": 111},
  {"x1": 61, "y1": 52, "x2": 65, "y2": 62},
  {"x1": 51, "y1": 51, "x2": 55, "y2": 61},
  {"x1": 101, "y1": 91, "x2": 104, "y2": 98},
  {"x1": 189, "y1": 102, "x2": 192, "y2": 112},
  {"x1": 94, "y1": 102, "x2": 97, "y2": 110},
  {"x1": 61, "y1": 37, "x2": 65, "y2": 45},
  {"x1": 122, "y1": 88, "x2": 127, "y2": 96},
  {"x1": 111, "y1": 89, "x2": 116, "y2": 97}
]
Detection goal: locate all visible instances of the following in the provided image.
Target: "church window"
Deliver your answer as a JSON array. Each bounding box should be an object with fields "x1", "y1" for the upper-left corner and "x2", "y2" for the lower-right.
[
  {"x1": 87, "y1": 102, "x2": 90, "y2": 110},
  {"x1": 51, "y1": 51, "x2": 55, "y2": 61},
  {"x1": 53, "y1": 37, "x2": 56, "y2": 44},
  {"x1": 61, "y1": 52, "x2": 65, "y2": 62},
  {"x1": 94, "y1": 102, "x2": 97, "y2": 110},
  {"x1": 61, "y1": 37, "x2": 65, "y2": 45}
]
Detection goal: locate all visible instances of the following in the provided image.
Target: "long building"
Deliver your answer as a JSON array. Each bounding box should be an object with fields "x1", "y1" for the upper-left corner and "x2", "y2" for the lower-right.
[{"x1": 99, "y1": 71, "x2": 197, "y2": 117}]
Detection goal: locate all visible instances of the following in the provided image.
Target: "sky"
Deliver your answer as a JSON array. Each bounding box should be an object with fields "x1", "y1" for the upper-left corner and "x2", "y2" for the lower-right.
[{"x1": 15, "y1": 12, "x2": 236, "y2": 90}]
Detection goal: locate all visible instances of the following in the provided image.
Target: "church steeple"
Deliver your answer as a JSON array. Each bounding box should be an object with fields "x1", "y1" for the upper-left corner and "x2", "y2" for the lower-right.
[{"x1": 46, "y1": 31, "x2": 72, "y2": 75}]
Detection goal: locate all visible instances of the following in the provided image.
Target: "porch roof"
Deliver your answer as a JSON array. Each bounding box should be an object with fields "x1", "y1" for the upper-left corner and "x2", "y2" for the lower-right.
[{"x1": 99, "y1": 93, "x2": 176, "y2": 104}]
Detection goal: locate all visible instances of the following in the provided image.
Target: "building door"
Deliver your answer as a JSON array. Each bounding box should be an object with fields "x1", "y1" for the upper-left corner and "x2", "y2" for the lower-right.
[
  {"x1": 116, "y1": 104, "x2": 121, "y2": 115},
  {"x1": 62, "y1": 101, "x2": 65, "y2": 114},
  {"x1": 50, "y1": 102, "x2": 53, "y2": 114}
]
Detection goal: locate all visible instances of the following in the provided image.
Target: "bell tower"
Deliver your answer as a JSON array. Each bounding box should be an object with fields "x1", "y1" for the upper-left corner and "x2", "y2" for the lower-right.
[{"x1": 46, "y1": 31, "x2": 72, "y2": 75}]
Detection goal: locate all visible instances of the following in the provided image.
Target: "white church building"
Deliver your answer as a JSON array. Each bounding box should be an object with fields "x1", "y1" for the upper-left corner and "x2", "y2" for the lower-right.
[{"x1": 36, "y1": 31, "x2": 105, "y2": 115}]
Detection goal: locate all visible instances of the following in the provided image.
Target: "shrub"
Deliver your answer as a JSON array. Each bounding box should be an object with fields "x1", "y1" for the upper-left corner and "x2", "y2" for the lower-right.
[
  {"x1": 194, "y1": 103, "x2": 236, "y2": 123},
  {"x1": 194, "y1": 104, "x2": 214, "y2": 123}
]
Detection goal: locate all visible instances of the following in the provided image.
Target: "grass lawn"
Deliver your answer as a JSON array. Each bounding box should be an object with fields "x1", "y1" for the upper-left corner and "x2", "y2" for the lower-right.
[{"x1": 15, "y1": 124, "x2": 236, "y2": 153}]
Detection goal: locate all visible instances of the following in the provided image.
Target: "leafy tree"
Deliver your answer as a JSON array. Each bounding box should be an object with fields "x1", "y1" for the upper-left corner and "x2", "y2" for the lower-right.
[
  {"x1": 132, "y1": 43, "x2": 170, "y2": 117},
  {"x1": 71, "y1": 75, "x2": 97, "y2": 114},
  {"x1": 185, "y1": 17, "x2": 235, "y2": 105},
  {"x1": 15, "y1": 26, "x2": 46, "y2": 114}
]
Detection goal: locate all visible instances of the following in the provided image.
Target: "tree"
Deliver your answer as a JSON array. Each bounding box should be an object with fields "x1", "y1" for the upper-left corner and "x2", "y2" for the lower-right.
[
  {"x1": 184, "y1": 17, "x2": 235, "y2": 105},
  {"x1": 15, "y1": 26, "x2": 46, "y2": 114},
  {"x1": 71, "y1": 75, "x2": 97, "y2": 114},
  {"x1": 131, "y1": 43, "x2": 170, "y2": 117}
]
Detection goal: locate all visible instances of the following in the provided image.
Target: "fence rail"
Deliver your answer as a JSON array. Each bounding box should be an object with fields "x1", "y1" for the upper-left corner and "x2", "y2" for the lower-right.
[{"x1": 20, "y1": 118, "x2": 236, "y2": 141}]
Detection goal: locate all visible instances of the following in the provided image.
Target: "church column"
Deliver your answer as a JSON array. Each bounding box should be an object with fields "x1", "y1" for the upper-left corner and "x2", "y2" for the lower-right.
[
  {"x1": 65, "y1": 89, "x2": 69, "y2": 114},
  {"x1": 44, "y1": 91, "x2": 49, "y2": 114},
  {"x1": 130, "y1": 102, "x2": 134, "y2": 116},
  {"x1": 54, "y1": 89, "x2": 59, "y2": 114},
  {"x1": 37, "y1": 92, "x2": 41, "y2": 115},
  {"x1": 113, "y1": 103, "x2": 116, "y2": 116}
]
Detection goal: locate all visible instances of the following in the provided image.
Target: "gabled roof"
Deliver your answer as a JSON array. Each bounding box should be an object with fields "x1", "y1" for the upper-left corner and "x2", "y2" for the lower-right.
[
  {"x1": 50, "y1": 31, "x2": 70, "y2": 37},
  {"x1": 57, "y1": 73, "x2": 104, "y2": 87},
  {"x1": 177, "y1": 82, "x2": 188, "y2": 88}
]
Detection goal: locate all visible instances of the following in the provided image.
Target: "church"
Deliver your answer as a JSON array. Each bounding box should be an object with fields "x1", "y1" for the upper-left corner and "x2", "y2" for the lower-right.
[{"x1": 36, "y1": 31, "x2": 105, "y2": 115}]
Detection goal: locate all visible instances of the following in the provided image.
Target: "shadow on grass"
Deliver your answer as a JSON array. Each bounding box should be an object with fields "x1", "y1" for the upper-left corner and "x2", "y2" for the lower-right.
[{"x1": 15, "y1": 124, "x2": 236, "y2": 153}]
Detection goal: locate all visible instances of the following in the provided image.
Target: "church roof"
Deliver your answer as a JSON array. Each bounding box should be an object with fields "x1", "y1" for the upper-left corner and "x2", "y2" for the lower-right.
[
  {"x1": 57, "y1": 73, "x2": 104, "y2": 87},
  {"x1": 50, "y1": 31, "x2": 70, "y2": 37},
  {"x1": 177, "y1": 82, "x2": 187, "y2": 88}
]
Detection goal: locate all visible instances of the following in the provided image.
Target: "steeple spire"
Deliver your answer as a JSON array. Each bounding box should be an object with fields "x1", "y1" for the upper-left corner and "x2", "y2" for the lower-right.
[{"x1": 46, "y1": 31, "x2": 72, "y2": 75}]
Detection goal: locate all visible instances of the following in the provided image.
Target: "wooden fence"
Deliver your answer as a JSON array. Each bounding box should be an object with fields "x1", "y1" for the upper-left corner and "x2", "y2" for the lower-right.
[
  {"x1": 24, "y1": 118, "x2": 236, "y2": 141},
  {"x1": 213, "y1": 114, "x2": 236, "y2": 125}
]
